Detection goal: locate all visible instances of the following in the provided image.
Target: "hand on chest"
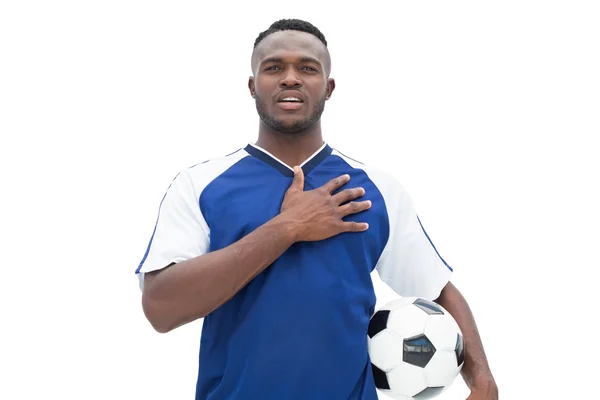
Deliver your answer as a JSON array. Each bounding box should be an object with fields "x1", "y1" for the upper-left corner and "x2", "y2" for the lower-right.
[{"x1": 203, "y1": 170, "x2": 387, "y2": 253}]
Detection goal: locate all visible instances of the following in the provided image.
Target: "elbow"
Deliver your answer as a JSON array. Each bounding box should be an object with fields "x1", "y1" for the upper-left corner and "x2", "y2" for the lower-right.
[
  {"x1": 142, "y1": 293, "x2": 173, "y2": 333},
  {"x1": 139, "y1": 270, "x2": 209, "y2": 333},
  {"x1": 142, "y1": 285, "x2": 198, "y2": 333},
  {"x1": 140, "y1": 270, "x2": 178, "y2": 333},
  {"x1": 151, "y1": 322, "x2": 172, "y2": 334},
  {"x1": 141, "y1": 290, "x2": 208, "y2": 333}
]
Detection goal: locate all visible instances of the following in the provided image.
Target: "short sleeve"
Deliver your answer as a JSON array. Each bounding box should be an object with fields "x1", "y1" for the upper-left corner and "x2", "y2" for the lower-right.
[
  {"x1": 135, "y1": 169, "x2": 210, "y2": 289},
  {"x1": 375, "y1": 185, "x2": 453, "y2": 301}
]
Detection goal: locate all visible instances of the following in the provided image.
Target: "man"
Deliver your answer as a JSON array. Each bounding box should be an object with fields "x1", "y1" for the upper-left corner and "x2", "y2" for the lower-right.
[{"x1": 136, "y1": 19, "x2": 498, "y2": 400}]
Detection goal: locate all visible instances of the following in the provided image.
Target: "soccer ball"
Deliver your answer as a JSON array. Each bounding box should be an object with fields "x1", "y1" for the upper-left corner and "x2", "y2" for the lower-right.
[{"x1": 367, "y1": 297, "x2": 465, "y2": 399}]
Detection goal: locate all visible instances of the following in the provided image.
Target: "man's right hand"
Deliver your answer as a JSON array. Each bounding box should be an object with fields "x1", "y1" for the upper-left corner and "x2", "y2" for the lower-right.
[{"x1": 280, "y1": 166, "x2": 372, "y2": 242}]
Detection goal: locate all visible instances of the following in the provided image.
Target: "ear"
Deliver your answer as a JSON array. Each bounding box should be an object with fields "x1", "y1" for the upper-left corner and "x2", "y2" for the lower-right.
[
  {"x1": 325, "y1": 78, "x2": 336, "y2": 100},
  {"x1": 248, "y1": 76, "x2": 255, "y2": 98}
]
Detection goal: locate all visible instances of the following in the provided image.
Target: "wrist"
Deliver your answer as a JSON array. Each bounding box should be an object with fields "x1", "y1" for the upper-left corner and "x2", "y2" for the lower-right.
[
  {"x1": 272, "y1": 213, "x2": 302, "y2": 244},
  {"x1": 470, "y1": 374, "x2": 497, "y2": 391}
]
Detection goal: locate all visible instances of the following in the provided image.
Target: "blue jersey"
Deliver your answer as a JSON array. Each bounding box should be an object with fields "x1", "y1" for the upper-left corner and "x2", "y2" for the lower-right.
[{"x1": 136, "y1": 142, "x2": 453, "y2": 400}]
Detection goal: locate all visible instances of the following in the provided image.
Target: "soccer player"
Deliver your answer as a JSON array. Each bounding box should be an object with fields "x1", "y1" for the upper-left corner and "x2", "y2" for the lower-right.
[{"x1": 136, "y1": 19, "x2": 498, "y2": 400}]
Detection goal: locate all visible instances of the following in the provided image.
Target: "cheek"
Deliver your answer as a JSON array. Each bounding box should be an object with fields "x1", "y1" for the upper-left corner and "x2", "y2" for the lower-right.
[
  {"x1": 255, "y1": 76, "x2": 277, "y2": 93},
  {"x1": 309, "y1": 82, "x2": 328, "y2": 97},
  {"x1": 309, "y1": 89, "x2": 327, "y2": 104}
]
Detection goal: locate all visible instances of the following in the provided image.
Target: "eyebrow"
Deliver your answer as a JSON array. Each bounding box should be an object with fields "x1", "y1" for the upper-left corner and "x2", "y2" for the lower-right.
[{"x1": 260, "y1": 56, "x2": 322, "y2": 66}]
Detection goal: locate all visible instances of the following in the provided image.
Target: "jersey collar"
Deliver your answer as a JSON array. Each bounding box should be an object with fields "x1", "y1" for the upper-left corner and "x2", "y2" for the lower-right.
[{"x1": 244, "y1": 142, "x2": 332, "y2": 177}]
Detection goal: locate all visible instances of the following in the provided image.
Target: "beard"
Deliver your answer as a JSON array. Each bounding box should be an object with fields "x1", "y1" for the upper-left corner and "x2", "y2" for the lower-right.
[{"x1": 255, "y1": 94, "x2": 326, "y2": 134}]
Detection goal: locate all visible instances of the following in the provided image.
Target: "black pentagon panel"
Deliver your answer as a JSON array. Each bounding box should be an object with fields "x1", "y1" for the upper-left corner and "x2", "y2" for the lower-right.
[
  {"x1": 368, "y1": 310, "x2": 390, "y2": 338},
  {"x1": 403, "y1": 334, "x2": 436, "y2": 368},
  {"x1": 414, "y1": 386, "x2": 445, "y2": 399},
  {"x1": 455, "y1": 332, "x2": 465, "y2": 366},
  {"x1": 413, "y1": 298, "x2": 444, "y2": 315},
  {"x1": 371, "y1": 363, "x2": 390, "y2": 389}
]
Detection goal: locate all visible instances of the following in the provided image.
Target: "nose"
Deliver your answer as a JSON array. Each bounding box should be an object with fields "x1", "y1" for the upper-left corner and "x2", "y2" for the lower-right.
[{"x1": 280, "y1": 68, "x2": 302, "y2": 88}]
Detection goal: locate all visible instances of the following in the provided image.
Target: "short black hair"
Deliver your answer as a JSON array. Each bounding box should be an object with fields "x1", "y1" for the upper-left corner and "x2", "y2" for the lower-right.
[{"x1": 253, "y1": 19, "x2": 327, "y2": 49}]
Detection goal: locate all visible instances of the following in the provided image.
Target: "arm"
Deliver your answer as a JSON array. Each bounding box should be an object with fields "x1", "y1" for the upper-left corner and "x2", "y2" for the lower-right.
[
  {"x1": 435, "y1": 282, "x2": 498, "y2": 399},
  {"x1": 143, "y1": 214, "x2": 296, "y2": 333},
  {"x1": 372, "y1": 175, "x2": 496, "y2": 397},
  {"x1": 142, "y1": 166, "x2": 370, "y2": 333}
]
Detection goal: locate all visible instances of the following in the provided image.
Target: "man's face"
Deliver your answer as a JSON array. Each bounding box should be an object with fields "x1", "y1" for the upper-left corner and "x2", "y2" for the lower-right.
[{"x1": 249, "y1": 30, "x2": 335, "y2": 134}]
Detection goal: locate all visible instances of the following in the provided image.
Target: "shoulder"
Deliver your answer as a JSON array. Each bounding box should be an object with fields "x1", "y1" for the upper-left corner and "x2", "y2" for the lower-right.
[
  {"x1": 185, "y1": 146, "x2": 249, "y2": 177},
  {"x1": 158, "y1": 146, "x2": 249, "y2": 202},
  {"x1": 329, "y1": 146, "x2": 407, "y2": 198},
  {"x1": 175, "y1": 146, "x2": 250, "y2": 191}
]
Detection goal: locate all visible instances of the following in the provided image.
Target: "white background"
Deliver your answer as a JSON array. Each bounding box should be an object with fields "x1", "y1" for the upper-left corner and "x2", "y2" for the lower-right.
[{"x1": 1, "y1": 1, "x2": 599, "y2": 399}]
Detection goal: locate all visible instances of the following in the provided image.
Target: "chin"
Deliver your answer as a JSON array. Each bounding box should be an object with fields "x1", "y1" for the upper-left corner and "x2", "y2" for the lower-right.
[
  {"x1": 279, "y1": 117, "x2": 305, "y2": 127},
  {"x1": 264, "y1": 116, "x2": 308, "y2": 134},
  {"x1": 276, "y1": 125, "x2": 308, "y2": 134},
  {"x1": 258, "y1": 107, "x2": 316, "y2": 134}
]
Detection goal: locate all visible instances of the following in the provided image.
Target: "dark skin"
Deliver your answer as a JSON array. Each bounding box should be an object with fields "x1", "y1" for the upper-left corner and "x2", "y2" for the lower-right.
[
  {"x1": 436, "y1": 282, "x2": 499, "y2": 399},
  {"x1": 142, "y1": 32, "x2": 366, "y2": 332},
  {"x1": 142, "y1": 30, "x2": 498, "y2": 399},
  {"x1": 248, "y1": 30, "x2": 334, "y2": 167}
]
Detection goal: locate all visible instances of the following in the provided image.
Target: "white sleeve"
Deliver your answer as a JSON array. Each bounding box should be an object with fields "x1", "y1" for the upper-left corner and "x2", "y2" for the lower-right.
[
  {"x1": 135, "y1": 169, "x2": 210, "y2": 289},
  {"x1": 375, "y1": 184, "x2": 453, "y2": 301}
]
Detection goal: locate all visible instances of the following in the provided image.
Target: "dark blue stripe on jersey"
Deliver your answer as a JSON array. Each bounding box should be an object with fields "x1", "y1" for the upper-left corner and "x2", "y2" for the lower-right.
[
  {"x1": 244, "y1": 144, "x2": 293, "y2": 176},
  {"x1": 136, "y1": 148, "x2": 243, "y2": 274},
  {"x1": 302, "y1": 144, "x2": 332, "y2": 174},
  {"x1": 417, "y1": 216, "x2": 453, "y2": 272},
  {"x1": 332, "y1": 148, "x2": 364, "y2": 165},
  {"x1": 244, "y1": 144, "x2": 332, "y2": 177},
  {"x1": 189, "y1": 148, "x2": 243, "y2": 169},
  {"x1": 135, "y1": 174, "x2": 179, "y2": 274}
]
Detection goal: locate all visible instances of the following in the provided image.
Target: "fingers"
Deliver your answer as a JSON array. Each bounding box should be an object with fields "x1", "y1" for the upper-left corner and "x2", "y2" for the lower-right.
[
  {"x1": 342, "y1": 221, "x2": 369, "y2": 232},
  {"x1": 291, "y1": 166, "x2": 305, "y2": 191},
  {"x1": 338, "y1": 200, "x2": 372, "y2": 217},
  {"x1": 338, "y1": 199, "x2": 371, "y2": 233},
  {"x1": 322, "y1": 174, "x2": 351, "y2": 194},
  {"x1": 333, "y1": 187, "x2": 365, "y2": 204}
]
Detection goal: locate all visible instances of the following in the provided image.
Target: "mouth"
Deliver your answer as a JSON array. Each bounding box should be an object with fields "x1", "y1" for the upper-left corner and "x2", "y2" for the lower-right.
[
  {"x1": 277, "y1": 101, "x2": 304, "y2": 110},
  {"x1": 276, "y1": 93, "x2": 305, "y2": 111}
]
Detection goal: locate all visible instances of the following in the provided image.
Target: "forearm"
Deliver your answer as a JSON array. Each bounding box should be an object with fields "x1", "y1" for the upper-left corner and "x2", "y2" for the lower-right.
[
  {"x1": 142, "y1": 214, "x2": 297, "y2": 333},
  {"x1": 435, "y1": 282, "x2": 496, "y2": 390}
]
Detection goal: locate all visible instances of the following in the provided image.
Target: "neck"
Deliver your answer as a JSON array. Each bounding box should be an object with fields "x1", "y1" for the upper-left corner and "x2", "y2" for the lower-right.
[{"x1": 255, "y1": 122, "x2": 324, "y2": 168}]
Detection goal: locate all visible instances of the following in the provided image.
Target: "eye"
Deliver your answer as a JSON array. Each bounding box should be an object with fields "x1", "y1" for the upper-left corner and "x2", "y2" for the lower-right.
[
  {"x1": 301, "y1": 66, "x2": 318, "y2": 72},
  {"x1": 265, "y1": 65, "x2": 281, "y2": 71}
]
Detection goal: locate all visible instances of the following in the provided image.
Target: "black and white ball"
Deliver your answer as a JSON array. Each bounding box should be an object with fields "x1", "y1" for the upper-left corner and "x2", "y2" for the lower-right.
[{"x1": 368, "y1": 297, "x2": 465, "y2": 399}]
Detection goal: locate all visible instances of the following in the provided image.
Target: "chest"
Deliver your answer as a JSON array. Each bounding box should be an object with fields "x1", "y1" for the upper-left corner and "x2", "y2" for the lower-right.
[{"x1": 201, "y1": 167, "x2": 390, "y2": 258}]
